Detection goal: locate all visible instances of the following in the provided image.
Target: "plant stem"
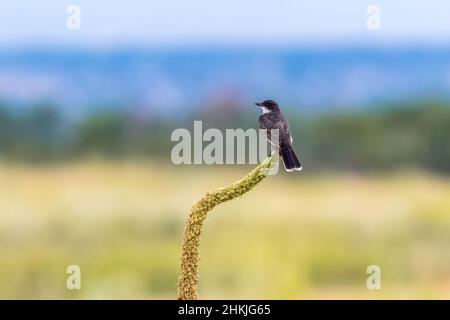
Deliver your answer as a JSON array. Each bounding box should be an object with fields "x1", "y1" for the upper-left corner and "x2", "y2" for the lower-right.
[{"x1": 177, "y1": 155, "x2": 277, "y2": 300}]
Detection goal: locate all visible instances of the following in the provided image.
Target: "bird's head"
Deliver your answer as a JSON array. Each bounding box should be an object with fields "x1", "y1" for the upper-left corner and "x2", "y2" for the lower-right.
[{"x1": 255, "y1": 100, "x2": 280, "y2": 113}]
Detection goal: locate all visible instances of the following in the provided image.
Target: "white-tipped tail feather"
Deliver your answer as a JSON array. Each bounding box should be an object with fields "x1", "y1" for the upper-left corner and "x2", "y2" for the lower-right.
[{"x1": 280, "y1": 145, "x2": 302, "y2": 172}]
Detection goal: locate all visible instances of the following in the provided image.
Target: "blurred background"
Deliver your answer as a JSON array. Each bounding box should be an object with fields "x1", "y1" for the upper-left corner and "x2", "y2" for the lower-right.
[{"x1": 0, "y1": 0, "x2": 449, "y2": 299}]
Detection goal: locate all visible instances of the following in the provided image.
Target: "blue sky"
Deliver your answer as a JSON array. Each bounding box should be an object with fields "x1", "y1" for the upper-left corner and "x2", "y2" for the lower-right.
[{"x1": 1, "y1": 0, "x2": 450, "y2": 47}]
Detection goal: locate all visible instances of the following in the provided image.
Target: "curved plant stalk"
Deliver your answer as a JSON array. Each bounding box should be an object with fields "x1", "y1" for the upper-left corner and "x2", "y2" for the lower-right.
[{"x1": 177, "y1": 154, "x2": 279, "y2": 300}]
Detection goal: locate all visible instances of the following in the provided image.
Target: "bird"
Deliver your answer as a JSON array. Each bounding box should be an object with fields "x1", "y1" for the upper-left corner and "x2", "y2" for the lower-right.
[{"x1": 255, "y1": 100, "x2": 302, "y2": 172}]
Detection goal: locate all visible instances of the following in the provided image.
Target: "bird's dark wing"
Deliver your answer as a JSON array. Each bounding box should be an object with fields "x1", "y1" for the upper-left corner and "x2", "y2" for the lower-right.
[
  {"x1": 273, "y1": 120, "x2": 292, "y2": 147},
  {"x1": 279, "y1": 113, "x2": 293, "y2": 144},
  {"x1": 259, "y1": 113, "x2": 292, "y2": 147}
]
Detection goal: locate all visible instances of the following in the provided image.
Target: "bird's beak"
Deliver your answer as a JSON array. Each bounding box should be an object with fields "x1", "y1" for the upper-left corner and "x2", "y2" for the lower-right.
[{"x1": 255, "y1": 102, "x2": 262, "y2": 106}]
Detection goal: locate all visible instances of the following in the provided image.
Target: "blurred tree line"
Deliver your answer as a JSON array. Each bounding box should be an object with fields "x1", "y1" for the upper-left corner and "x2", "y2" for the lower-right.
[{"x1": 0, "y1": 101, "x2": 448, "y2": 173}]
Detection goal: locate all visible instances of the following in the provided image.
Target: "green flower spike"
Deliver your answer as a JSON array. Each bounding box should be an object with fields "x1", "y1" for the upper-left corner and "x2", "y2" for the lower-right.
[{"x1": 177, "y1": 153, "x2": 279, "y2": 300}]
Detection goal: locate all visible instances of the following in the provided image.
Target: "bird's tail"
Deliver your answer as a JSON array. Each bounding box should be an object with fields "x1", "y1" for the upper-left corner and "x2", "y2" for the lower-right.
[{"x1": 280, "y1": 145, "x2": 302, "y2": 172}]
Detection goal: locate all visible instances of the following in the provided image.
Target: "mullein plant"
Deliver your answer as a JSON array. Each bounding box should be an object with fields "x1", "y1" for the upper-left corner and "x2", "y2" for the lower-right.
[{"x1": 177, "y1": 153, "x2": 279, "y2": 300}]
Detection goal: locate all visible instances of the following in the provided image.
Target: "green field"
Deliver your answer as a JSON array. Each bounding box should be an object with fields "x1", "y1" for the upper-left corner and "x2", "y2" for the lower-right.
[{"x1": 0, "y1": 161, "x2": 449, "y2": 299}]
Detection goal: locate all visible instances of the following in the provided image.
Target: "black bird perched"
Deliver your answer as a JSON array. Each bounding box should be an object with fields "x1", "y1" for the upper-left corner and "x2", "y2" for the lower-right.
[{"x1": 255, "y1": 100, "x2": 302, "y2": 172}]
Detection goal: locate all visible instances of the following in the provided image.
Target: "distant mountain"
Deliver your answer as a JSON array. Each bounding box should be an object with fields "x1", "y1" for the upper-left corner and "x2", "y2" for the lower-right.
[{"x1": 1, "y1": 46, "x2": 450, "y2": 117}]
